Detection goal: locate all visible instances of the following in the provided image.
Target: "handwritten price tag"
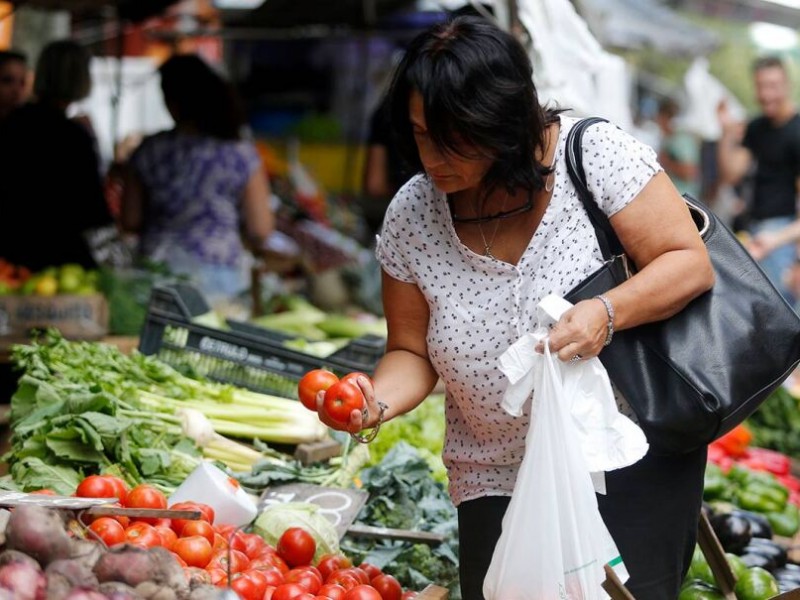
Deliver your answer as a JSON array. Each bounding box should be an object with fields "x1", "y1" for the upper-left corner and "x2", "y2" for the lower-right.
[{"x1": 258, "y1": 483, "x2": 368, "y2": 538}]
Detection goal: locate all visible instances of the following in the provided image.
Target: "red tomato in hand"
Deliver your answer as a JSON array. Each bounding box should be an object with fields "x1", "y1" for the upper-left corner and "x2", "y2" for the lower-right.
[
  {"x1": 172, "y1": 535, "x2": 213, "y2": 568},
  {"x1": 370, "y1": 574, "x2": 402, "y2": 600},
  {"x1": 298, "y1": 369, "x2": 340, "y2": 412},
  {"x1": 278, "y1": 527, "x2": 317, "y2": 567},
  {"x1": 89, "y1": 517, "x2": 125, "y2": 547},
  {"x1": 76, "y1": 475, "x2": 116, "y2": 499},
  {"x1": 124, "y1": 522, "x2": 161, "y2": 548},
  {"x1": 343, "y1": 586, "x2": 382, "y2": 600},
  {"x1": 322, "y1": 381, "x2": 365, "y2": 424},
  {"x1": 341, "y1": 372, "x2": 370, "y2": 386}
]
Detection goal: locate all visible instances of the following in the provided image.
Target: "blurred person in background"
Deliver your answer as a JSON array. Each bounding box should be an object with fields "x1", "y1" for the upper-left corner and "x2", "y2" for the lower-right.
[
  {"x1": 0, "y1": 40, "x2": 112, "y2": 271},
  {"x1": 0, "y1": 50, "x2": 27, "y2": 123},
  {"x1": 361, "y1": 97, "x2": 410, "y2": 238},
  {"x1": 656, "y1": 97, "x2": 700, "y2": 198},
  {"x1": 718, "y1": 56, "x2": 800, "y2": 303},
  {"x1": 121, "y1": 54, "x2": 274, "y2": 301}
]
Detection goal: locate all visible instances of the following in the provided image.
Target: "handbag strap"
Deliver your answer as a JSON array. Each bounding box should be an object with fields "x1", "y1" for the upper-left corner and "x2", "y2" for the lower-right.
[{"x1": 564, "y1": 117, "x2": 625, "y2": 261}]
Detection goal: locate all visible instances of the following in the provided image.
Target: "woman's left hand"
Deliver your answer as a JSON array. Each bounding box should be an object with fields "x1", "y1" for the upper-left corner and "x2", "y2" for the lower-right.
[{"x1": 536, "y1": 299, "x2": 609, "y2": 362}]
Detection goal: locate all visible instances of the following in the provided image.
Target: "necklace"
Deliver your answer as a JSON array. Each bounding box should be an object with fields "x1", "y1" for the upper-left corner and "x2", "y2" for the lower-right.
[{"x1": 475, "y1": 191, "x2": 509, "y2": 259}]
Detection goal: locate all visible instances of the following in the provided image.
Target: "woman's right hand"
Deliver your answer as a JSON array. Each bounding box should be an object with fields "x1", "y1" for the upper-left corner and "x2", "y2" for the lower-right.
[{"x1": 315, "y1": 375, "x2": 383, "y2": 434}]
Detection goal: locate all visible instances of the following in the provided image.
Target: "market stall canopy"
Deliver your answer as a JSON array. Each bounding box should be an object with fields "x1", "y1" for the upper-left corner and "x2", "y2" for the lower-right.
[
  {"x1": 575, "y1": 0, "x2": 719, "y2": 56},
  {"x1": 6, "y1": 0, "x2": 181, "y2": 21},
  {"x1": 672, "y1": 0, "x2": 800, "y2": 29},
  {"x1": 220, "y1": 0, "x2": 416, "y2": 28}
]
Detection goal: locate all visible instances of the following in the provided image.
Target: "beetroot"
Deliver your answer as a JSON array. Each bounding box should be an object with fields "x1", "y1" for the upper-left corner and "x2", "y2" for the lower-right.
[
  {"x1": 46, "y1": 559, "x2": 99, "y2": 589},
  {"x1": 93, "y1": 545, "x2": 159, "y2": 587},
  {"x1": 98, "y1": 582, "x2": 141, "y2": 600},
  {"x1": 0, "y1": 560, "x2": 47, "y2": 600},
  {"x1": 5, "y1": 505, "x2": 71, "y2": 565},
  {"x1": 64, "y1": 589, "x2": 107, "y2": 600},
  {"x1": 0, "y1": 549, "x2": 41, "y2": 570}
]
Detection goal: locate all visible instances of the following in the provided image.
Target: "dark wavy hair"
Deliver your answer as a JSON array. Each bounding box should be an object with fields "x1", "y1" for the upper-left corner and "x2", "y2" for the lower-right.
[
  {"x1": 159, "y1": 54, "x2": 244, "y2": 140},
  {"x1": 388, "y1": 15, "x2": 559, "y2": 196}
]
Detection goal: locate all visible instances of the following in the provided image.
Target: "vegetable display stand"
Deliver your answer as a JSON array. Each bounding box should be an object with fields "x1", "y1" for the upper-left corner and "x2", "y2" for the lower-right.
[{"x1": 138, "y1": 284, "x2": 384, "y2": 398}]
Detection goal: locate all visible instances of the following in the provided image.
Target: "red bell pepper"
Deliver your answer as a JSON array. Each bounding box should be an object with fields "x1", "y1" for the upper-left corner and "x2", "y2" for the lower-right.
[
  {"x1": 713, "y1": 424, "x2": 753, "y2": 458},
  {"x1": 746, "y1": 447, "x2": 791, "y2": 476},
  {"x1": 777, "y1": 474, "x2": 800, "y2": 493}
]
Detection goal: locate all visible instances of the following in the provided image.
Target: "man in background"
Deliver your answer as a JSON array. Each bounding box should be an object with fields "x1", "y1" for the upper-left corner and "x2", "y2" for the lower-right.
[{"x1": 718, "y1": 56, "x2": 800, "y2": 303}]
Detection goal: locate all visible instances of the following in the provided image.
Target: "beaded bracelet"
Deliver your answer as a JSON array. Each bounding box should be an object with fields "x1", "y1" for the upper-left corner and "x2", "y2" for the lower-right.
[
  {"x1": 350, "y1": 401, "x2": 389, "y2": 444},
  {"x1": 594, "y1": 294, "x2": 615, "y2": 347}
]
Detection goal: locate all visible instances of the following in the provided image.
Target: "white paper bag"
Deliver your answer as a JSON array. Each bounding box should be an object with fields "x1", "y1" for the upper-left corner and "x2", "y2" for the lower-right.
[{"x1": 483, "y1": 342, "x2": 627, "y2": 600}]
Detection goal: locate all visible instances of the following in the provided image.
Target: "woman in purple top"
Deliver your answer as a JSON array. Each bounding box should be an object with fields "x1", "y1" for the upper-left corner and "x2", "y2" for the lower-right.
[{"x1": 122, "y1": 54, "x2": 273, "y2": 299}]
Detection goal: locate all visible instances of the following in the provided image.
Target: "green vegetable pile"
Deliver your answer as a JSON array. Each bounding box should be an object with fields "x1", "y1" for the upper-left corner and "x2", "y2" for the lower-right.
[
  {"x1": 704, "y1": 463, "x2": 800, "y2": 537},
  {"x1": 366, "y1": 394, "x2": 447, "y2": 485},
  {"x1": 98, "y1": 262, "x2": 178, "y2": 336},
  {"x1": 7, "y1": 353, "x2": 201, "y2": 495},
  {"x1": 341, "y1": 443, "x2": 460, "y2": 599},
  {"x1": 5, "y1": 332, "x2": 327, "y2": 493},
  {"x1": 747, "y1": 387, "x2": 800, "y2": 458}
]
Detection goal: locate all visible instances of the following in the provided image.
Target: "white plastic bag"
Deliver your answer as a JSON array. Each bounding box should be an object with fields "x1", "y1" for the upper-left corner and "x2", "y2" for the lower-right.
[
  {"x1": 498, "y1": 295, "x2": 648, "y2": 492},
  {"x1": 483, "y1": 342, "x2": 626, "y2": 600}
]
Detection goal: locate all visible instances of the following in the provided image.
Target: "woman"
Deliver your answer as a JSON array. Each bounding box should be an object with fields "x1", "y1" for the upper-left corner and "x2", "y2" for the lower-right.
[
  {"x1": 0, "y1": 41, "x2": 112, "y2": 271},
  {"x1": 122, "y1": 54, "x2": 273, "y2": 300},
  {"x1": 319, "y1": 16, "x2": 714, "y2": 600}
]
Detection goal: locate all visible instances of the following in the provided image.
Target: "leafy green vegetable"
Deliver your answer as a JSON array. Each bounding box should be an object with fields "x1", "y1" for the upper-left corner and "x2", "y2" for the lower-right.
[
  {"x1": 254, "y1": 502, "x2": 340, "y2": 563},
  {"x1": 342, "y1": 443, "x2": 460, "y2": 598},
  {"x1": 747, "y1": 387, "x2": 800, "y2": 457},
  {"x1": 368, "y1": 394, "x2": 447, "y2": 485}
]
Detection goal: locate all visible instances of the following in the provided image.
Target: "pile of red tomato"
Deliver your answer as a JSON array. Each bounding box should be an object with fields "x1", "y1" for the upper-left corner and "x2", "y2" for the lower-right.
[{"x1": 65, "y1": 474, "x2": 420, "y2": 600}]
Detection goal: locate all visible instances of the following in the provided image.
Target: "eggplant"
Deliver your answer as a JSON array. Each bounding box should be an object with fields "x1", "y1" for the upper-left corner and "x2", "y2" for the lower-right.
[
  {"x1": 778, "y1": 563, "x2": 800, "y2": 575},
  {"x1": 772, "y1": 567, "x2": 800, "y2": 586},
  {"x1": 739, "y1": 552, "x2": 773, "y2": 570},
  {"x1": 710, "y1": 513, "x2": 752, "y2": 554},
  {"x1": 745, "y1": 538, "x2": 788, "y2": 569},
  {"x1": 732, "y1": 510, "x2": 774, "y2": 539}
]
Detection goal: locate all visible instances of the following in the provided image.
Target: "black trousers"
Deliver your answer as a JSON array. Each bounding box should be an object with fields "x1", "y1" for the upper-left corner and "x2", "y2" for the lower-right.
[{"x1": 457, "y1": 446, "x2": 707, "y2": 600}]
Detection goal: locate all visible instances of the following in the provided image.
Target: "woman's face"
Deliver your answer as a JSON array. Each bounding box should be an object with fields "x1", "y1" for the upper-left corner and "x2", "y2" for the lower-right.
[{"x1": 409, "y1": 90, "x2": 493, "y2": 194}]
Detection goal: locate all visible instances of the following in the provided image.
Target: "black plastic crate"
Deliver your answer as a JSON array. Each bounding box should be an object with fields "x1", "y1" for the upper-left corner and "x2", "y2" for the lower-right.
[{"x1": 138, "y1": 284, "x2": 385, "y2": 398}]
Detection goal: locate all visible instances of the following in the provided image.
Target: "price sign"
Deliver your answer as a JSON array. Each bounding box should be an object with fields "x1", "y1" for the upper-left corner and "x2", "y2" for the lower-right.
[{"x1": 258, "y1": 483, "x2": 368, "y2": 538}]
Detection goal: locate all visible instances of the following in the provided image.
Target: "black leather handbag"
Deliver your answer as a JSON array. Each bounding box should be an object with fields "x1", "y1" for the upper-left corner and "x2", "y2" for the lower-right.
[{"x1": 564, "y1": 117, "x2": 800, "y2": 455}]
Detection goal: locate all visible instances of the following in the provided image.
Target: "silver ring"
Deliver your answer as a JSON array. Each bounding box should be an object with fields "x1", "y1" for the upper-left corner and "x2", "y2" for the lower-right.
[{"x1": 570, "y1": 354, "x2": 582, "y2": 363}]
